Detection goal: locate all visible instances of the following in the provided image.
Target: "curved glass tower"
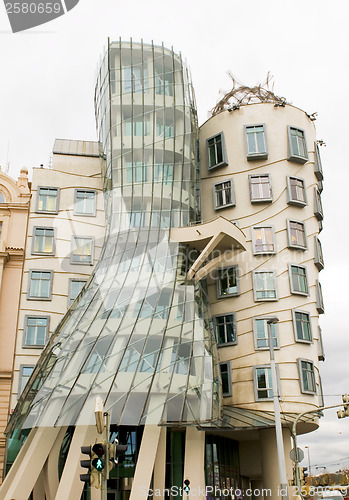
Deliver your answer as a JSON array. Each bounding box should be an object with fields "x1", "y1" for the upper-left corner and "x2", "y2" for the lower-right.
[{"x1": 8, "y1": 40, "x2": 221, "y2": 433}]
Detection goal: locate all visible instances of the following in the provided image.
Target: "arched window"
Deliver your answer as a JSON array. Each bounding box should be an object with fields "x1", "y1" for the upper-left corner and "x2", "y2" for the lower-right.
[{"x1": 0, "y1": 191, "x2": 5, "y2": 203}]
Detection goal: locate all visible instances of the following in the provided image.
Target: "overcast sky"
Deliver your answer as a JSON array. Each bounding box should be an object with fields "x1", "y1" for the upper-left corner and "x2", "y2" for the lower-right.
[{"x1": 0, "y1": 0, "x2": 348, "y2": 473}]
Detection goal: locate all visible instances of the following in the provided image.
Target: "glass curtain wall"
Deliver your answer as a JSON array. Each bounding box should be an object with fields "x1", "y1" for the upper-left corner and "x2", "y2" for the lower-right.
[{"x1": 7, "y1": 40, "x2": 220, "y2": 435}]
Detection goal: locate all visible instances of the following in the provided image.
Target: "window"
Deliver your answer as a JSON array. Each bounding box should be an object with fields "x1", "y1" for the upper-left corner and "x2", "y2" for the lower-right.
[
  {"x1": 71, "y1": 237, "x2": 94, "y2": 265},
  {"x1": 252, "y1": 226, "x2": 276, "y2": 255},
  {"x1": 36, "y1": 187, "x2": 59, "y2": 213},
  {"x1": 289, "y1": 264, "x2": 309, "y2": 295},
  {"x1": 207, "y1": 133, "x2": 228, "y2": 170},
  {"x1": 69, "y1": 279, "x2": 87, "y2": 306},
  {"x1": 217, "y1": 266, "x2": 239, "y2": 298},
  {"x1": 0, "y1": 192, "x2": 5, "y2": 203},
  {"x1": 18, "y1": 365, "x2": 34, "y2": 397},
  {"x1": 28, "y1": 270, "x2": 53, "y2": 300},
  {"x1": 0, "y1": 221, "x2": 2, "y2": 239},
  {"x1": 287, "y1": 220, "x2": 307, "y2": 250},
  {"x1": 288, "y1": 126, "x2": 308, "y2": 164},
  {"x1": 314, "y1": 236, "x2": 324, "y2": 271},
  {"x1": 244, "y1": 124, "x2": 268, "y2": 160},
  {"x1": 253, "y1": 317, "x2": 279, "y2": 350},
  {"x1": 314, "y1": 142, "x2": 324, "y2": 181},
  {"x1": 253, "y1": 365, "x2": 278, "y2": 401},
  {"x1": 314, "y1": 189, "x2": 324, "y2": 220},
  {"x1": 249, "y1": 174, "x2": 272, "y2": 202},
  {"x1": 124, "y1": 119, "x2": 150, "y2": 136},
  {"x1": 318, "y1": 326, "x2": 325, "y2": 361},
  {"x1": 292, "y1": 310, "x2": 312, "y2": 343},
  {"x1": 316, "y1": 280, "x2": 325, "y2": 314},
  {"x1": 123, "y1": 66, "x2": 148, "y2": 93},
  {"x1": 213, "y1": 179, "x2": 235, "y2": 209},
  {"x1": 154, "y1": 68, "x2": 173, "y2": 96},
  {"x1": 156, "y1": 118, "x2": 174, "y2": 138},
  {"x1": 32, "y1": 227, "x2": 55, "y2": 255},
  {"x1": 253, "y1": 271, "x2": 277, "y2": 301},
  {"x1": 298, "y1": 359, "x2": 316, "y2": 394},
  {"x1": 286, "y1": 176, "x2": 307, "y2": 207},
  {"x1": 154, "y1": 164, "x2": 173, "y2": 184},
  {"x1": 220, "y1": 362, "x2": 232, "y2": 396},
  {"x1": 24, "y1": 316, "x2": 49, "y2": 347},
  {"x1": 214, "y1": 313, "x2": 237, "y2": 346},
  {"x1": 74, "y1": 189, "x2": 96, "y2": 216},
  {"x1": 126, "y1": 162, "x2": 148, "y2": 183}
]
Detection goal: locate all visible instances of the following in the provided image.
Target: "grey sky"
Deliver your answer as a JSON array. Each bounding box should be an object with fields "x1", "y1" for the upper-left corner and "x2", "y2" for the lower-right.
[{"x1": 0, "y1": 0, "x2": 348, "y2": 471}]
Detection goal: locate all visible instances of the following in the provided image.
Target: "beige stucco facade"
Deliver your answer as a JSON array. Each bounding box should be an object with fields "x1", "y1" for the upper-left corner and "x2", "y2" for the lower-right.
[{"x1": 0, "y1": 167, "x2": 30, "y2": 483}]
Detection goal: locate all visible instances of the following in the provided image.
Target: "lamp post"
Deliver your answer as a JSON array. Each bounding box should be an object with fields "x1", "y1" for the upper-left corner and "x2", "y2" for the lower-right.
[
  {"x1": 305, "y1": 446, "x2": 311, "y2": 478},
  {"x1": 267, "y1": 317, "x2": 289, "y2": 500}
]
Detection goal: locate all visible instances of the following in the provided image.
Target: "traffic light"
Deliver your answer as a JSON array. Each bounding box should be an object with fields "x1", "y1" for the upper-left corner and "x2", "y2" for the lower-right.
[
  {"x1": 80, "y1": 445, "x2": 98, "y2": 486},
  {"x1": 337, "y1": 394, "x2": 349, "y2": 419},
  {"x1": 113, "y1": 438, "x2": 128, "y2": 465},
  {"x1": 91, "y1": 442, "x2": 106, "y2": 472},
  {"x1": 184, "y1": 479, "x2": 190, "y2": 494},
  {"x1": 303, "y1": 467, "x2": 308, "y2": 479}
]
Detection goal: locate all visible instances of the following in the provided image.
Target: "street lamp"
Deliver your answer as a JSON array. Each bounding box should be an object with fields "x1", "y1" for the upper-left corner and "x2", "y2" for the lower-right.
[
  {"x1": 305, "y1": 446, "x2": 311, "y2": 477},
  {"x1": 267, "y1": 317, "x2": 289, "y2": 500}
]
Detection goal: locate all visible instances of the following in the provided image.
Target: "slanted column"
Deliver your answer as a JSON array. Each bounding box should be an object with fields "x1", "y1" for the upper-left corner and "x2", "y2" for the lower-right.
[{"x1": 183, "y1": 427, "x2": 206, "y2": 499}]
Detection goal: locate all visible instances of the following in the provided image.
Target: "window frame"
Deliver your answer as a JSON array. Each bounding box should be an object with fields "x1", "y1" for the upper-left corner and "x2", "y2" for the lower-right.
[
  {"x1": 318, "y1": 326, "x2": 325, "y2": 361},
  {"x1": 314, "y1": 236, "x2": 324, "y2": 271},
  {"x1": 216, "y1": 266, "x2": 240, "y2": 298},
  {"x1": 292, "y1": 309, "x2": 313, "y2": 344},
  {"x1": 287, "y1": 219, "x2": 307, "y2": 250},
  {"x1": 68, "y1": 278, "x2": 88, "y2": 306},
  {"x1": 251, "y1": 225, "x2": 276, "y2": 255},
  {"x1": 206, "y1": 132, "x2": 228, "y2": 171},
  {"x1": 213, "y1": 312, "x2": 237, "y2": 347},
  {"x1": 253, "y1": 365, "x2": 280, "y2": 401},
  {"x1": 74, "y1": 189, "x2": 97, "y2": 217},
  {"x1": 27, "y1": 270, "x2": 53, "y2": 301},
  {"x1": 35, "y1": 186, "x2": 60, "y2": 214},
  {"x1": 244, "y1": 123, "x2": 268, "y2": 160},
  {"x1": 23, "y1": 315, "x2": 50, "y2": 348},
  {"x1": 31, "y1": 226, "x2": 56, "y2": 256},
  {"x1": 314, "y1": 142, "x2": 324, "y2": 181},
  {"x1": 252, "y1": 270, "x2": 278, "y2": 302},
  {"x1": 219, "y1": 361, "x2": 232, "y2": 397},
  {"x1": 286, "y1": 176, "x2": 307, "y2": 207},
  {"x1": 249, "y1": 174, "x2": 273, "y2": 203},
  {"x1": 316, "y1": 280, "x2": 325, "y2": 314},
  {"x1": 70, "y1": 236, "x2": 94, "y2": 266},
  {"x1": 288, "y1": 264, "x2": 309, "y2": 296},
  {"x1": 213, "y1": 178, "x2": 235, "y2": 210},
  {"x1": 252, "y1": 316, "x2": 280, "y2": 351},
  {"x1": 297, "y1": 358, "x2": 317, "y2": 394},
  {"x1": 287, "y1": 126, "x2": 308, "y2": 164},
  {"x1": 314, "y1": 188, "x2": 324, "y2": 221},
  {"x1": 18, "y1": 365, "x2": 35, "y2": 398}
]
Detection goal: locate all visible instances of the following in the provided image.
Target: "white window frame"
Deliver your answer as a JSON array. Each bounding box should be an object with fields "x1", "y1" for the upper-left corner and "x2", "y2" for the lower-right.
[
  {"x1": 74, "y1": 189, "x2": 97, "y2": 217},
  {"x1": 35, "y1": 186, "x2": 60, "y2": 214},
  {"x1": 213, "y1": 313, "x2": 237, "y2": 346},
  {"x1": 292, "y1": 309, "x2": 313, "y2": 343},
  {"x1": 251, "y1": 226, "x2": 276, "y2": 255},
  {"x1": 314, "y1": 236, "x2": 324, "y2": 271},
  {"x1": 213, "y1": 178, "x2": 235, "y2": 210},
  {"x1": 244, "y1": 123, "x2": 268, "y2": 160},
  {"x1": 287, "y1": 126, "x2": 308, "y2": 164},
  {"x1": 217, "y1": 266, "x2": 240, "y2": 298},
  {"x1": 31, "y1": 227, "x2": 56, "y2": 256},
  {"x1": 249, "y1": 174, "x2": 272, "y2": 203},
  {"x1": 314, "y1": 142, "x2": 324, "y2": 181},
  {"x1": 23, "y1": 315, "x2": 50, "y2": 348},
  {"x1": 253, "y1": 365, "x2": 280, "y2": 401},
  {"x1": 316, "y1": 280, "x2": 325, "y2": 314},
  {"x1": 288, "y1": 264, "x2": 309, "y2": 296},
  {"x1": 287, "y1": 219, "x2": 307, "y2": 250},
  {"x1": 314, "y1": 188, "x2": 324, "y2": 221},
  {"x1": 206, "y1": 132, "x2": 228, "y2": 170},
  {"x1": 297, "y1": 358, "x2": 316, "y2": 394},
  {"x1": 220, "y1": 361, "x2": 232, "y2": 397},
  {"x1": 286, "y1": 176, "x2": 307, "y2": 207},
  {"x1": 18, "y1": 365, "x2": 35, "y2": 398},
  {"x1": 27, "y1": 270, "x2": 53, "y2": 301},
  {"x1": 252, "y1": 270, "x2": 278, "y2": 301},
  {"x1": 70, "y1": 236, "x2": 94, "y2": 265},
  {"x1": 252, "y1": 316, "x2": 279, "y2": 350},
  {"x1": 68, "y1": 279, "x2": 87, "y2": 306}
]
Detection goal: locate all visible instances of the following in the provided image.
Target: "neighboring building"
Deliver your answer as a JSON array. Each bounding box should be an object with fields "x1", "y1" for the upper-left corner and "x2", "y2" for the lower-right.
[
  {"x1": 0, "y1": 41, "x2": 325, "y2": 500},
  {"x1": 0, "y1": 167, "x2": 30, "y2": 483}
]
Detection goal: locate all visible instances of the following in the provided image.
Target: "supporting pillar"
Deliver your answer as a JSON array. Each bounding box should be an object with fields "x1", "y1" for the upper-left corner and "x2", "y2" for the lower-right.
[
  {"x1": 153, "y1": 427, "x2": 167, "y2": 499},
  {"x1": 0, "y1": 426, "x2": 61, "y2": 500},
  {"x1": 251, "y1": 480, "x2": 265, "y2": 500},
  {"x1": 54, "y1": 425, "x2": 100, "y2": 500},
  {"x1": 32, "y1": 470, "x2": 46, "y2": 500},
  {"x1": 130, "y1": 425, "x2": 162, "y2": 500},
  {"x1": 260, "y1": 428, "x2": 293, "y2": 500},
  {"x1": 183, "y1": 427, "x2": 206, "y2": 499},
  {"x1": 43, "y1": 426, "x2": 68, "y2": 500}
]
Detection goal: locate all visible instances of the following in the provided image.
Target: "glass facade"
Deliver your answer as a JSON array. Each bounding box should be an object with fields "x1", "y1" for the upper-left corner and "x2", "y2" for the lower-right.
[{"x1": 8, "y1": 41, "x2": 220, "y2": 435}]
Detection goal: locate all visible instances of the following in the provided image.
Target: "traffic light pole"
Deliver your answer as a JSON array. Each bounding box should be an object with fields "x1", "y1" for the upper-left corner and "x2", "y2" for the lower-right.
[{"x1": 100, "y1": 411, "x2": 110, "y2": 500}]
